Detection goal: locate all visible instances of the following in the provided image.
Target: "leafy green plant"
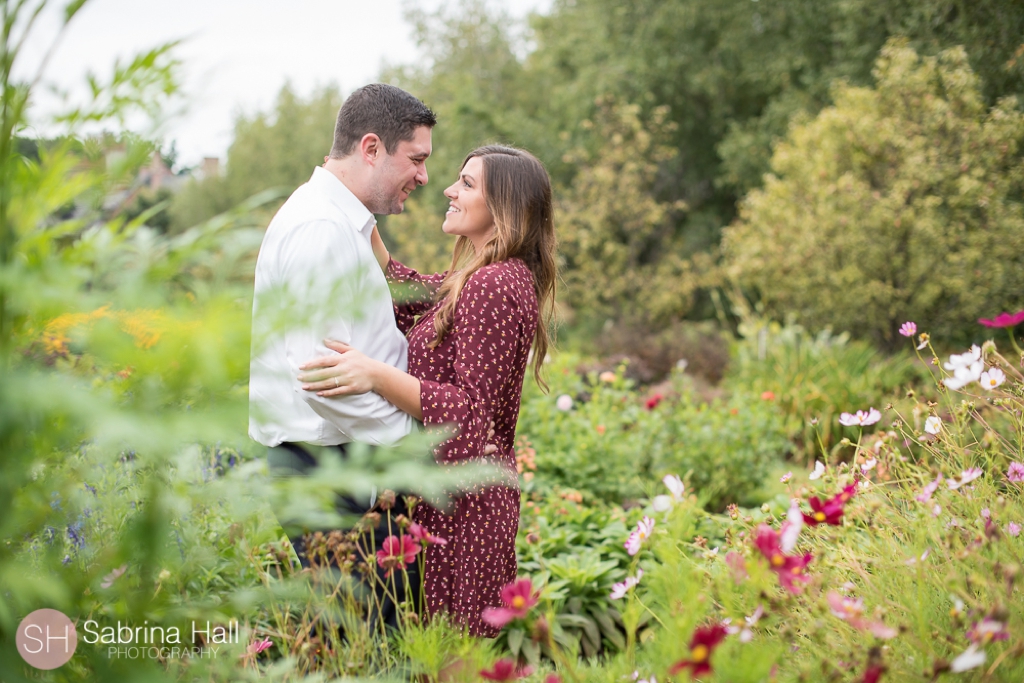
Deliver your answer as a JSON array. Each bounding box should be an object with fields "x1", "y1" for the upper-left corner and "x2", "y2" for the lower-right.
[{"x1": 724, "y1": 308, "x2": 922, "y2": 460}]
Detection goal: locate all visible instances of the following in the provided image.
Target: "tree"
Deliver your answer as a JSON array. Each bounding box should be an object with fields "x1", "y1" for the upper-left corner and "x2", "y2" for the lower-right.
[
  {"x1": 722, "y1": 40, "x2": 1024, "y2": 348},
  {"x1": 169, "y1": 84, "x2": 342, "y2": 231}
]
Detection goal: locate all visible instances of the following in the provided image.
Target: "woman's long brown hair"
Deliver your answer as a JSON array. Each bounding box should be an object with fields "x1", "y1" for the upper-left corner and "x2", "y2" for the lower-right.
[{"x1": 429, "y1": 145, "x2": 557, "y2": 391}]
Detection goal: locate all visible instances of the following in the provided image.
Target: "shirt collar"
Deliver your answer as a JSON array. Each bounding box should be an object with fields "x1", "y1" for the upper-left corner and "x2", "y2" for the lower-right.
[{"x1": 309, "y1": 166, "x2": 376, "y2": 239}]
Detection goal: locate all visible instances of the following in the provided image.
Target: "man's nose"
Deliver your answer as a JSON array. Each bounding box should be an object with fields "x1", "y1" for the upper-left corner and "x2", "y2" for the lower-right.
[{"x1": 416, "y1": 164, "x2": 428, "y2": 186}]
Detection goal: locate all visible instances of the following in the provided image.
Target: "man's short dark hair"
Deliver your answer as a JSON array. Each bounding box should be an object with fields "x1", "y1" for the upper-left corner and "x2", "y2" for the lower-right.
[{"x1": 329, "y1": 84, "x2": 436, "y2": 159}]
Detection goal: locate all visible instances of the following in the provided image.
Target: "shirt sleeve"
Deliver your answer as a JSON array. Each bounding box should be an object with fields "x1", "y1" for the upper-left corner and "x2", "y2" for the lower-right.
[
  {"x1": 418, "y1": 266, "x2": 524, "y2": 463},
  {"x1": 386, "y1": 257, "x2": 447, "y2": 335},
  {"x1": 278, "y1": 220, "x2": 414, "y2": 446}
]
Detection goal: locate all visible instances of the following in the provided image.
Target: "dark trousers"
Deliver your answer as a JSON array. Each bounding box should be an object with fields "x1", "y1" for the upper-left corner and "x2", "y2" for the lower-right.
[{"x1": 268, "y1": 442, "x2": 420, "y2": 631}]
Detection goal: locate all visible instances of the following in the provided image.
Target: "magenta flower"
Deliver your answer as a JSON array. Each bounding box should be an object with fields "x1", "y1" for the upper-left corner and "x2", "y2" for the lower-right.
[
  {"x1": 802, "y1": 484, "x2": 856, "y2": 526},
  {"x1": 754, "y1": 525, "x2": 812, "y2": 593},
  {"x1": 978, "y1": 310, "x2": 1024, "y2": 328},
  {"x1": 668, "y1": 623, "x2": 730, "y2": 678},
  {"x1": 967, "y1": 618, "x2": 1009, "y2": 645},
  {"x1": 1007, "y1": 461, "x2": 1024, "y2": 483},
  {"x1": 481, "y1": 658, "x2": 532, "y2": 681},
  {"x1": 899, "y1": 322, "x2": 917, "y2": 337},
  {"x1": 375, "y1": 535, "x2": 421, "y2": 576},
  {"x1": 407, "y1": 522, "x2": 448, "y2": 546},
  {"x1": 839, "y1": 408, "x2": 881, "y2": 427},
  {"x1": 481, "y1": 577, "x2": 539, "y2": 629}
]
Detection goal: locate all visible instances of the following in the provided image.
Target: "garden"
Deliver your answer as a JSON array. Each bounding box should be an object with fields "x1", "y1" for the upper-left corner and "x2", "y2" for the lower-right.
[{"x1": 3, "y1": 0, "x2": 1024, "y2": 682}]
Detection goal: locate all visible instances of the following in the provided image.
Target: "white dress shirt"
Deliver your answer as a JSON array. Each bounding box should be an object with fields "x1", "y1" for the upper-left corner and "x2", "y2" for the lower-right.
[{"x1": 249, "y1": 167, "x2": 414, "y2": 447}]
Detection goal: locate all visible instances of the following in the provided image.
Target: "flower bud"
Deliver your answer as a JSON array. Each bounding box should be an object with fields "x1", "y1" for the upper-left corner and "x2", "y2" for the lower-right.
[{"x1": 378, "y1": 490, "x2": 397, "y2": 511}]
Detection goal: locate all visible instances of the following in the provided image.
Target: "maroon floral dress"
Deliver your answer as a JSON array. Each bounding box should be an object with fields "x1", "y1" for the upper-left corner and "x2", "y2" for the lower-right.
[{"x1": 386, "y1": 257, "x2": 538, "y2": 637}]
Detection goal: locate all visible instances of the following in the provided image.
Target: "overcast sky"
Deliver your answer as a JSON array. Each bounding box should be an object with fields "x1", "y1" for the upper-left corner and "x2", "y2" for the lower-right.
[{"x1": 20, "y1": 0, "x2": 550, "y2": 168}]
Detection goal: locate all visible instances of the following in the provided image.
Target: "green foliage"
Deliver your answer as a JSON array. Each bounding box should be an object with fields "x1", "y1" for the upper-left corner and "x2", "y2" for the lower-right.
[
  {"x1": 724, "y1": 309, "x2": 923, "y2": 459},
  {"x1": 516, "y1": 355, "x2": 790, "y2": 510},
  {"x1": 723, "y1": 40, "x2": 1024, "y2": 348},
  {"x1": 647, "y1": 387, "x2": 792, "y2": 511},
  {"x1": 515, "y1": 493, "x2": 637, "y2": 661},
  {"x1": 169, "y1": 84, "x2": 343, "y2": 232}
]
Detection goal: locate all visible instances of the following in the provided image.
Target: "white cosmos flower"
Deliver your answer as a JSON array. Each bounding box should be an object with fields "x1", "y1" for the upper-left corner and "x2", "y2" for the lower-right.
[
  {"x1": 924, "y1": 416, "x2": 942, "y2": 435},
  {"x1": 809, "y1": 460, "x2": 826, "y2": 480},
  {"x1": 651, "y1": 495, "x2": 673, "y2": 513},
  {"x1": 839, "y1": 408, "x2": 881, "y2": 427},
  {"x1": 556, "y1": 394, "x2": 573, "y2": 411},
  {"x1": 950, "y1": 645, "x2": 986, "y2": 672},
  {"x1": 979, "y1": 368, "x2": 1006, "y2": 390},
  {"x1": 663, "y1": 474, "x2": 685, "y2": 501},
  {"x1": 948, "y1": 467, "x2": 983, "y2": 490},
  {"x1": 943, "y1": 345, "x2": 984, "y2": 390}
]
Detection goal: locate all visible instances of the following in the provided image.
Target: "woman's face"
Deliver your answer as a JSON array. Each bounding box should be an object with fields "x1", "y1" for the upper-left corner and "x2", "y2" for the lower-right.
[{"x1": 442, "y1": 156, "x2": 494, "y2": 248}]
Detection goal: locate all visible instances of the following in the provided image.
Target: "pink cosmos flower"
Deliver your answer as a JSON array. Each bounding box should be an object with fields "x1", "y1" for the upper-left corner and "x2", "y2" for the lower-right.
[
  {"x1": 725, "y1": 551, "x2": 748, "y2": 583},
  {"x1": 978, "y1": 310, "x2": 1024, "y2": 328},
  {"x1": 480, "y1": 659, "x2": 532, "y2": 681},
  {"x1": 915, "y1": 474, "x2": 943, "y2": 503},
  {"x1": 754, "y1": 525, "x2": 812, "y2": 593},
  {"x1": 668, "y1": 623, "x2": 730, "y2": 678},
  {"x1": 947, "y1": 468, "x2": 983, "y2": 490},
  {"x1": 826, "y1": 592, "x2": 898, "y2": 639},
  {"x1": 375, "y1": 535, "x2": 421, "y2": 576},
  {"x1": 101, "y1": 564, "x2": 128, "y2": 589},
  {"x1": 246, "y1": 637, "x2": 273, "y2": 656},
  {"x1": 624, "y1": 516, "x2": 655, "y2": 556},
  {"x1": 1007, "y1": 522, "x2": 1021, "y2": 537},
  {"x1": 839, "y1": 408, "x2": 881, "y2": 427},
  {"x1": 1007, "y1": 461, "x2": 1024, "y2": 483},
  {"x1": 407, "y1": 522, "x2": 448, "y2": 546},
  {"x1": 481, "y1": 577, "x2": 539, "y2": 628},
  {"x1": 609, "y1": 568, "x2": 644, "y2": 600},
  {"x1": 899, "y1": 322, "x2": 917, "y2": 337},
  {"x1": 780, "y1": 472, "x2": 792, "y2": 483}
]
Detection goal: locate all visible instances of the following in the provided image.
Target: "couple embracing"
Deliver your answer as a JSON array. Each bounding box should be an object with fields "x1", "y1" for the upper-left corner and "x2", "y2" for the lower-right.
[{"x1": 248, "y1": 83, "x2": 556, "y2": 637}]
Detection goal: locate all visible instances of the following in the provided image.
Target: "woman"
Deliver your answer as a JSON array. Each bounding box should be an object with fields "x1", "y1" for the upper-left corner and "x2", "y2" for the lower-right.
[{"x1": 297, "y1": 145, "x2": 556, "y2": 636}]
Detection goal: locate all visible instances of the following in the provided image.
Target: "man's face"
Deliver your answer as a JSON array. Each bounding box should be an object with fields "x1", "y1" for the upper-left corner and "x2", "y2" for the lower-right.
[{"x1": 368, "y1": 125, "x2": 432, "y2": 215}]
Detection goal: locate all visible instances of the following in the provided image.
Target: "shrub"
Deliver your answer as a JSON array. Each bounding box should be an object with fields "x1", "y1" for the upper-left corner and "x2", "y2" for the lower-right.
[
  {"x1": 724, "y1": 312, "x2": 923, "y2": 459},
  {"x1": 519, "y1": 356, "x2": 791, "y2": 510},
  {"x1": 647, "y1": 386, "x2": 792, "y2": 510},
  {"x1": 722, "y1": 39, "x2": 1024, "y2": 349}
]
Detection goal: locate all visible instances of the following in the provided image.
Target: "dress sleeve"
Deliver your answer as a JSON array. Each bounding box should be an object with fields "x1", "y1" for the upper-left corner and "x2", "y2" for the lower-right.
[
  {"x1": 386, "y1": 257, "x2": 447, "y2": 335},
  {"x1": 418, "y1": 266, "x2": 527, "y2": 463}
]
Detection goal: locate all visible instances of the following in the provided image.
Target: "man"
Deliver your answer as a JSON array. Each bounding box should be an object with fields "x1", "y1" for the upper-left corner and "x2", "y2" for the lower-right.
[{"x1": 248, "y1": 84, "x2": 435, "y2": 620}]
